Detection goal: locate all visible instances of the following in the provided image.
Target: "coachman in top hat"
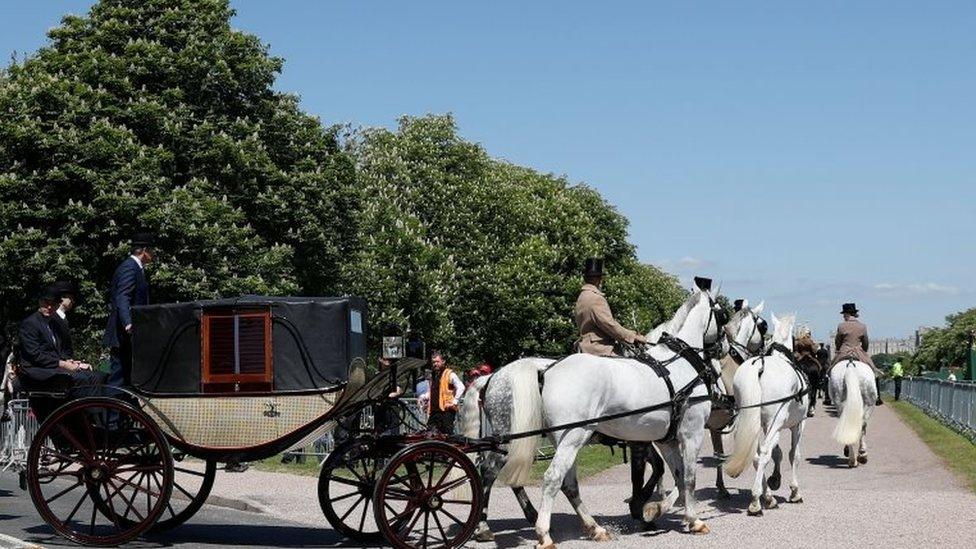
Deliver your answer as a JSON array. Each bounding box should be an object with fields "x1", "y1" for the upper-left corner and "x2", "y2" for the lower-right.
[{"x1": 574, "y1": 258, "x2": 647, "y2": 356}]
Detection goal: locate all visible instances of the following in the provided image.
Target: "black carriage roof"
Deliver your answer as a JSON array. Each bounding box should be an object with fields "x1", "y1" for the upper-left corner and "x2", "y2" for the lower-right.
[{"x1": 131, "y1": 295, "x2": 368, "y2": 396}]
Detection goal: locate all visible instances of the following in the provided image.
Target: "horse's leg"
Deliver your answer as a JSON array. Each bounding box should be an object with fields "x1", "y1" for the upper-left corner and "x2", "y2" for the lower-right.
[
  {"x1": 560, "y1": 461, "x2": 610, "y2": 541},
  {"x1": 768, "y1": 443, "x2": 783, "y2": 491},
  {"x1": 628, "y1": 443, "x2": 648, "y2": 520},
  {"x1": 788, "y1": 422, "x2": 804, "y2": 503},
  {"x1": 710, "y1": 427, "x2": 731, "y2": 499},
  {"x1": 474, "y1": 454, "x2": 499, "y2": 542},
  {"x1": 644, "y1": 441, "x2": 681, "y2": 523},
  {"x1": 857, "y1": 422, "x2": 869, "y2": 464},
  {"x1": 677, "y1": 424, "x2": 709, "y2": 534},
  {"x1": 536, "y1": 428, "x2": 590, "y2": 549},
  {"x1": 747, "y1": 419, "x2": 778, "y2": 516}
]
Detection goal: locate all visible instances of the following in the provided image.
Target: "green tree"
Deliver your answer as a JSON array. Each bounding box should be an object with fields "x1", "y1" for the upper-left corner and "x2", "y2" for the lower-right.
[
  {"x1": 0, "y1": 0, "x2": 357, "y2": 356},
  {"x1": 914, "y1": 308, "x2": 976, "y2": 374},
  {"x1": 346, "y1": 115, "x2": 686, "y2": 365}
]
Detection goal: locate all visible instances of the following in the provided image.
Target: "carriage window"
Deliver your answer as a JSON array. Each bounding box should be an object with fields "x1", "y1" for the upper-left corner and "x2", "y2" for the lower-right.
[{"x1": 201, "y1": 309, "x2": 273, "y2": 393}]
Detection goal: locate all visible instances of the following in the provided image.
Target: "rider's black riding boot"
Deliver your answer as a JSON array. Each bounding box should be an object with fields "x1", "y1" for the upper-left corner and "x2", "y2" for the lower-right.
[{"x1": 875, "y1": 378, "x2": 884, "y2": 406}]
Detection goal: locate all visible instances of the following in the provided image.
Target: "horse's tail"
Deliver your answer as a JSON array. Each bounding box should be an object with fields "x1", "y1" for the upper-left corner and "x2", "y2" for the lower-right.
[
  {"x1": 724, "y1": 362, "x2": 762, "y2": 478},
  {"x1": 834, "y1": 366, "x2": 864, "y2": 445},
  {"x1": 497, "y1": 360, "x2": 543, "y2": 487},
  {"x1": 459, "y1": 374, "x2": 490, "y2": 439}
]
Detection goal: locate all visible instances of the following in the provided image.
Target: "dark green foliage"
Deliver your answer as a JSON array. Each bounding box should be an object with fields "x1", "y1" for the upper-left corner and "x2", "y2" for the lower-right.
[
  {"x1": 914, "y1": 308, "x2": 976, "y2": 374},
  {"x1": 0, "y1": 0, "x2": 356, "y2": 357}
]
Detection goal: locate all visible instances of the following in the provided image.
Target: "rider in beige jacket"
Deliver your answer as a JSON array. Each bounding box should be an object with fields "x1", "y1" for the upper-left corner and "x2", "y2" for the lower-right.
[{"x1": 574, "y1": 258, "x2": 647, "y2": 356}]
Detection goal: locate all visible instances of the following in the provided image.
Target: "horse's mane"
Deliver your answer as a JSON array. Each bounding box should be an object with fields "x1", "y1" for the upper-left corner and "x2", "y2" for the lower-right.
[{"x1": 724, "y1": 308, "x2": 749, "y2": 338}]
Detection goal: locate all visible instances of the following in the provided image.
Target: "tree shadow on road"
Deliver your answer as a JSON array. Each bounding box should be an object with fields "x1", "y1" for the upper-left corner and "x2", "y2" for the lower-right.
[{"x1": 23, "y1": 522, "x2": 356, "y2": 548}]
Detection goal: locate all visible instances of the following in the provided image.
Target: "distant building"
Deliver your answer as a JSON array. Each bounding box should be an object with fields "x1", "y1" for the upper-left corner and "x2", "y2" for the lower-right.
[{"x1": 867, "y1": 337, "x2": 915, "y2": 356}]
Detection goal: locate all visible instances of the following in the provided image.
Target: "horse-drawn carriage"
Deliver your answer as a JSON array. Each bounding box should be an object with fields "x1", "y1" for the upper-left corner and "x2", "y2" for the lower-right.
[{"x1": 11, "y1": 296, "x2": 485, "y2": 548}]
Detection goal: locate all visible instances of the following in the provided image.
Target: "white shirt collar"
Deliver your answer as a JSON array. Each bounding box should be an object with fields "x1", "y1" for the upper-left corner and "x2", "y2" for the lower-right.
[
  {"x1": 130, "y1": 254, "x2": 144, "y2": 270},
  {"x1": 56, "y1": 308, "x2": 67, "y2": 320}
]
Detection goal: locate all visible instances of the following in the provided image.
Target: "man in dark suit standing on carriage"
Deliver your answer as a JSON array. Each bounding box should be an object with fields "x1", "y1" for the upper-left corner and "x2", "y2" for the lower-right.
[{"x1": 104, "y1": 233, "x2": 154, "y2": 388}]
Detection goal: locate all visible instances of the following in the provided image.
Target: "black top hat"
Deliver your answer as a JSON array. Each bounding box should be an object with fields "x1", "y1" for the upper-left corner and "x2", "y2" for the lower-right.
[
  {"x1": 131, "y1": 232, "x2": 154, "y2": 248},
  {"x1": 50, "y1": 280, "x2": 77, "y2": 297},
  {"x1": 841, "y1": 303, "x2": 858, "y2": 315},
  {"x1": 693, "y1": 276, "x2": 712, "y2": 292},
  {"x1": 37, "y1": 287, "x2": 60, "y2": 303},
  {"x1": 733, "y1": 299, "x2": 745, "y2": 312},
  {"x1": 583, "y1": 258, "x2": 605, "y2": 278}
]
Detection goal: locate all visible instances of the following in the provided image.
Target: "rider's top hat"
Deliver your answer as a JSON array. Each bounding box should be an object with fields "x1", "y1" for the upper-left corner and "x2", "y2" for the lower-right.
[
  {"x1": 583, "y1": 258, "x2": 605, "y2": 278},
  {"x1": 841, "y1": 303, "x2": 858, "y2": 315},
  {"x1": 131, "y1": 232, "x2": 154, "y2": 248},
  {"x1": 693, "y1": 276, "x2": 712, "y2": 292},
  {"x1": 733, "y1": 299, "x2": 745, "y2": 312}
]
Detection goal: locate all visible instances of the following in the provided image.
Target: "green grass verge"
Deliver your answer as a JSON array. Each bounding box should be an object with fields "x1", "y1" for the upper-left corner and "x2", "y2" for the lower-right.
[
  {"x1": 888, "y1": 398, "x2": 976, "y2": 493},
  {"x1": 251, "y1": 444, "x2": 625, "y2": 484}
]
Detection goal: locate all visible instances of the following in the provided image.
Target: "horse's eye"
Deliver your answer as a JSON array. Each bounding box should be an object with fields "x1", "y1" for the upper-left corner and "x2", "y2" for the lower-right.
[{"x1": 757, "y1": 319, "x2": 768, "y2": 335}]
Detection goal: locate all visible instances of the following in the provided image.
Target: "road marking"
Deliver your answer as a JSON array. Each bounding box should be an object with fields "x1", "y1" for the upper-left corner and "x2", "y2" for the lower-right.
[{"x1": 0, "y1": 532, "x2": 43, "y2": 549}]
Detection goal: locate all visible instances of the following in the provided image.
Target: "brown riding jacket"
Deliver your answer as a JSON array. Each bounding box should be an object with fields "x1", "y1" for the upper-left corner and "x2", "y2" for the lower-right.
[
  {"x1": 832, "y1": 318, "x2": 876, "y2": 368},
  {"x1": 794, "y1": 334, "x2": 821, "y2": 373},
  {"x1": 574, "y1": 284, "x2": 639, "y2": 356}
]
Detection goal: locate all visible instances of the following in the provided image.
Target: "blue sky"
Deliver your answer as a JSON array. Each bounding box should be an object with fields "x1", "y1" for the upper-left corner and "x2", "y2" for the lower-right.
[{"x1": 3, "y1": 1, "x2": 974, "y2": 340}]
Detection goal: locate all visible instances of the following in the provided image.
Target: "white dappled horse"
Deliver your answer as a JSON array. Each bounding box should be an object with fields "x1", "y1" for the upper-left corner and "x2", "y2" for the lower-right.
[
  {"x1": 508, "y1": 288, "x2": 724, "y2": 547},
  {"x1": 724, "y1": 314, "x2": 810, "y2": 515},
  {"x1": 828, "y1": 359, "x2": 877, "y2": 467}
]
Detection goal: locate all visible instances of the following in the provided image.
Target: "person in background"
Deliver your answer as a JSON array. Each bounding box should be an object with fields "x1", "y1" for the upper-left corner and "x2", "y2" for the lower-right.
[
  {"x1": 104, "y1": 233, "x2": 153, "y2": 388},
  {"x1": 426, "y1": 349, "x2": 464, "y2": 434},
  {"x1": 832, "y1": 303, "x2": 884, "y2": 406},
  {"x1": 947, "y1": 371, "x2": 957, "y2": 382},
  {"x1": 891, "y1": 359, "x2": 904, "y2": 400},
  {"x1": 793, "y1": 327, "x2": 821, "y2": 417},
  {"x1": 49, "y1": 281, "x2": 78, "y2": 359},
  {"x1": 416, "y1": 371, "x2": 431, "y2": 410}
]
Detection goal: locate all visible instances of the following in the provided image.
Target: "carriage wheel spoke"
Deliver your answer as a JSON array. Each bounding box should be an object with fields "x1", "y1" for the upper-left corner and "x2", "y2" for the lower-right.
[
  {"x1": 44, "y1": 480, "x2": 83, "y2": 505},
  {"x1": 431, "y1": 508, "x2": 450, "y2": 545},
  {"x1": 339, "y1": 495, "x2": 365, "y2": 522},
  {"x1": 433, "y1": 476, "x2": 468, "y2": 496},
  {"x1": 327, "y1": 476, "x2": 364, "y2": 488},
  {"x1": 88, "y1": 492, "x2": 99, "y2": 535},
  {"x1": 403, "y1": 506, "x2": 424, "y2": 534},
  {"x1": 422, "y1": 510, "x2": 430, "y2": 548},
  {"x1": 328, "y1": 491, "x2": 360, "y2": 504},
  {"x1": 357, "y1": 494, "x2": 370, "y2": 532},
  {"x1": 430, "y1": 461, "x2": 454, "y2": 492},
  {"x1": 439, "y1": 507, "x2": 466, "y2": 527},
  {"x1": 101, "y1": 481, "x2": 123, "y2": 532},
  {"x1": 56, "y1": 424, "x2": 93, "y2": 461},
  {"x1": 173, "y1": 465, "x2": 206, "y2": 477},
  {"x1": 439, "y1": 498, "x2": 473, "y2": 505},
  {"x1": 65, "y1": 489, "x2": 90, "y2": 524},
  {"x1": 173, "y1": 478, "x2": 195, "y2": 500}
]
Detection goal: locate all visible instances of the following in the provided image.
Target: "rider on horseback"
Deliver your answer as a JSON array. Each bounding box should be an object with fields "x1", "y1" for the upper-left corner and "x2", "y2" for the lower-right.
[
  {"x1": 832, "y1": 303, "x2": 884, "y2": 406},
  {"x1": 574, "y1": 258, "x2": 647, "y2": 356}
]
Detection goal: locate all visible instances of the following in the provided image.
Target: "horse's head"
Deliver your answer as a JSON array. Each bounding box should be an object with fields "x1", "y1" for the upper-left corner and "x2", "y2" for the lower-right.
[
  {"x1": 726, "y1": 300, "x2": 767, "y2": 359},
  {"x1": 672, "y1": 282, "x2": 729, "y2": 355}
]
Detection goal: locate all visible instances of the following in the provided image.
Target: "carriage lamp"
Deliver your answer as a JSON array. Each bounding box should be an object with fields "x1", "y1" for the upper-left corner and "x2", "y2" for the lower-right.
[{"x1": 383, "y1": 335, "x2": 404, "y2": 360}]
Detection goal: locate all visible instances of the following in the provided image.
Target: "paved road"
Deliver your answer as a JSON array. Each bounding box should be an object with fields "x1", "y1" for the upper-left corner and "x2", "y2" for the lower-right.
[{"x1": 2, "y1": 401, "x2": 975, "y2": 548}]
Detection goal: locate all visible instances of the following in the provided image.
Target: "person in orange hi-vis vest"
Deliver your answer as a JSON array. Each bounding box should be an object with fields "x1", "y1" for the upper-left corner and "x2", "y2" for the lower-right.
[{"x1": 426, "y1": 349, "x2": 465, "y2": 434}]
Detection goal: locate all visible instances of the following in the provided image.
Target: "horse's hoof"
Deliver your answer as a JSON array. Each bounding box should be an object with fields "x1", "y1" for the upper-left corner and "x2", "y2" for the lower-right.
[
  {"x1": 690, "y1": 520, "x2": 710, "y2": 535},
  {"x1": 767, "y1": 472, "x2": 781, "y2": 491},
  {"x1": 857, "y1": 454, "x2": 868, "y2": 464},
  {"x1": 788, "y1": 488, "x2": 802, "y2": 503},
  {"x1": 643, "y1": 501, "x2": 665, "y2": 522},
  {"x1": 536, "y1": 542, "x2": 557, "y2": 549},
  {"x1": 763, "y1": 496, "x2": 778, "y2": 509},
  {"x1": 716, "y1": 488, "x2": 731, "y2": 500},
  {"x1": 591, "y1": 527, "x2": 612, "y2": 542},
  {"x1": 747, "y1": 501, "x2": 763, "y2": 516}
]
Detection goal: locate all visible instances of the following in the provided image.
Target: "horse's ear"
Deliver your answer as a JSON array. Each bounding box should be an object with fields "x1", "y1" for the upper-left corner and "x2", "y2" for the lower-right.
[
  {"x1": 753, "y1": 300, "x2": 765, "y2": 314},
  {"x1": 771, "y1": 312, "x2": 780, "y2": 328}
]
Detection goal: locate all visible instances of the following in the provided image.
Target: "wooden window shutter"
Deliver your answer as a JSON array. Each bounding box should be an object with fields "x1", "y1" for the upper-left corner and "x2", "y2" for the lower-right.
[{"x1": 201, "y1": 309, "x2": 273, "y2": 393}]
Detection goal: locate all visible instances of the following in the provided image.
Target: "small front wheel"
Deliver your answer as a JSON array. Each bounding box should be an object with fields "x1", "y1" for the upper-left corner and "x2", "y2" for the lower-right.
[
  {"x1": 373, "y1": 441, "x2": 482, "y2": 549},
  {"x1": 319, "y1": 439, "x2": 385, "y2": 542}
]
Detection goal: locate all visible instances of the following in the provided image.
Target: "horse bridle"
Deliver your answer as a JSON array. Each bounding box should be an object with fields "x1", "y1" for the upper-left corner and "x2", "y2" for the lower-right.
[{"x1": 726, "y1": 309, "x2": 767, "y2": 365}]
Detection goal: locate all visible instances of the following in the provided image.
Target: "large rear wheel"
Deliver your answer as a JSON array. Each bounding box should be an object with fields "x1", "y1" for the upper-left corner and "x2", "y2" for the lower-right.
[{"x1": 26, "y1": 397, "x2": 174, "y2": 546}]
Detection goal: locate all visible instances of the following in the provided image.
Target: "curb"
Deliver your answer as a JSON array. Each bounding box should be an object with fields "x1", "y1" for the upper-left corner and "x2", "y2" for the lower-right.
[
  {"x1": 203, "y1": 493, "x2": 273, "y2": 515},
  {"x1": 0, "y1": 533, "x2": 44, "y2": 549}
]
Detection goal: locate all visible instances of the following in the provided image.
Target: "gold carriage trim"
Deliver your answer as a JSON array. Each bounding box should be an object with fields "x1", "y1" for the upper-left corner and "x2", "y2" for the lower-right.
[{"x1": 143, "y1": 392, "x2": 340, "y2": 450}]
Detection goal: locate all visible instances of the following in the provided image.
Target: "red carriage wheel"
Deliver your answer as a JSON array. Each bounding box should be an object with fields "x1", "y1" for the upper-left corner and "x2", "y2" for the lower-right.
[
  {"x1": 119, "y1": 455, "x2": 216, "y2": 532},
  {"x1": 26, "y1": 397, "x2": 174, "y2": 546},
  {"x1": 373, "y1": 441, "x2": 482, "y2": 549}
]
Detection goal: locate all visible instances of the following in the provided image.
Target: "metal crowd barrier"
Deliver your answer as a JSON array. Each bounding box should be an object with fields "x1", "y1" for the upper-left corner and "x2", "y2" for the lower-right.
[
  {"x1": 1, "y1": 399, "x2": 38, "y2": 475},
  {"x1": 884, "y1": 377, "x2": 976, "y2": 441}
]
